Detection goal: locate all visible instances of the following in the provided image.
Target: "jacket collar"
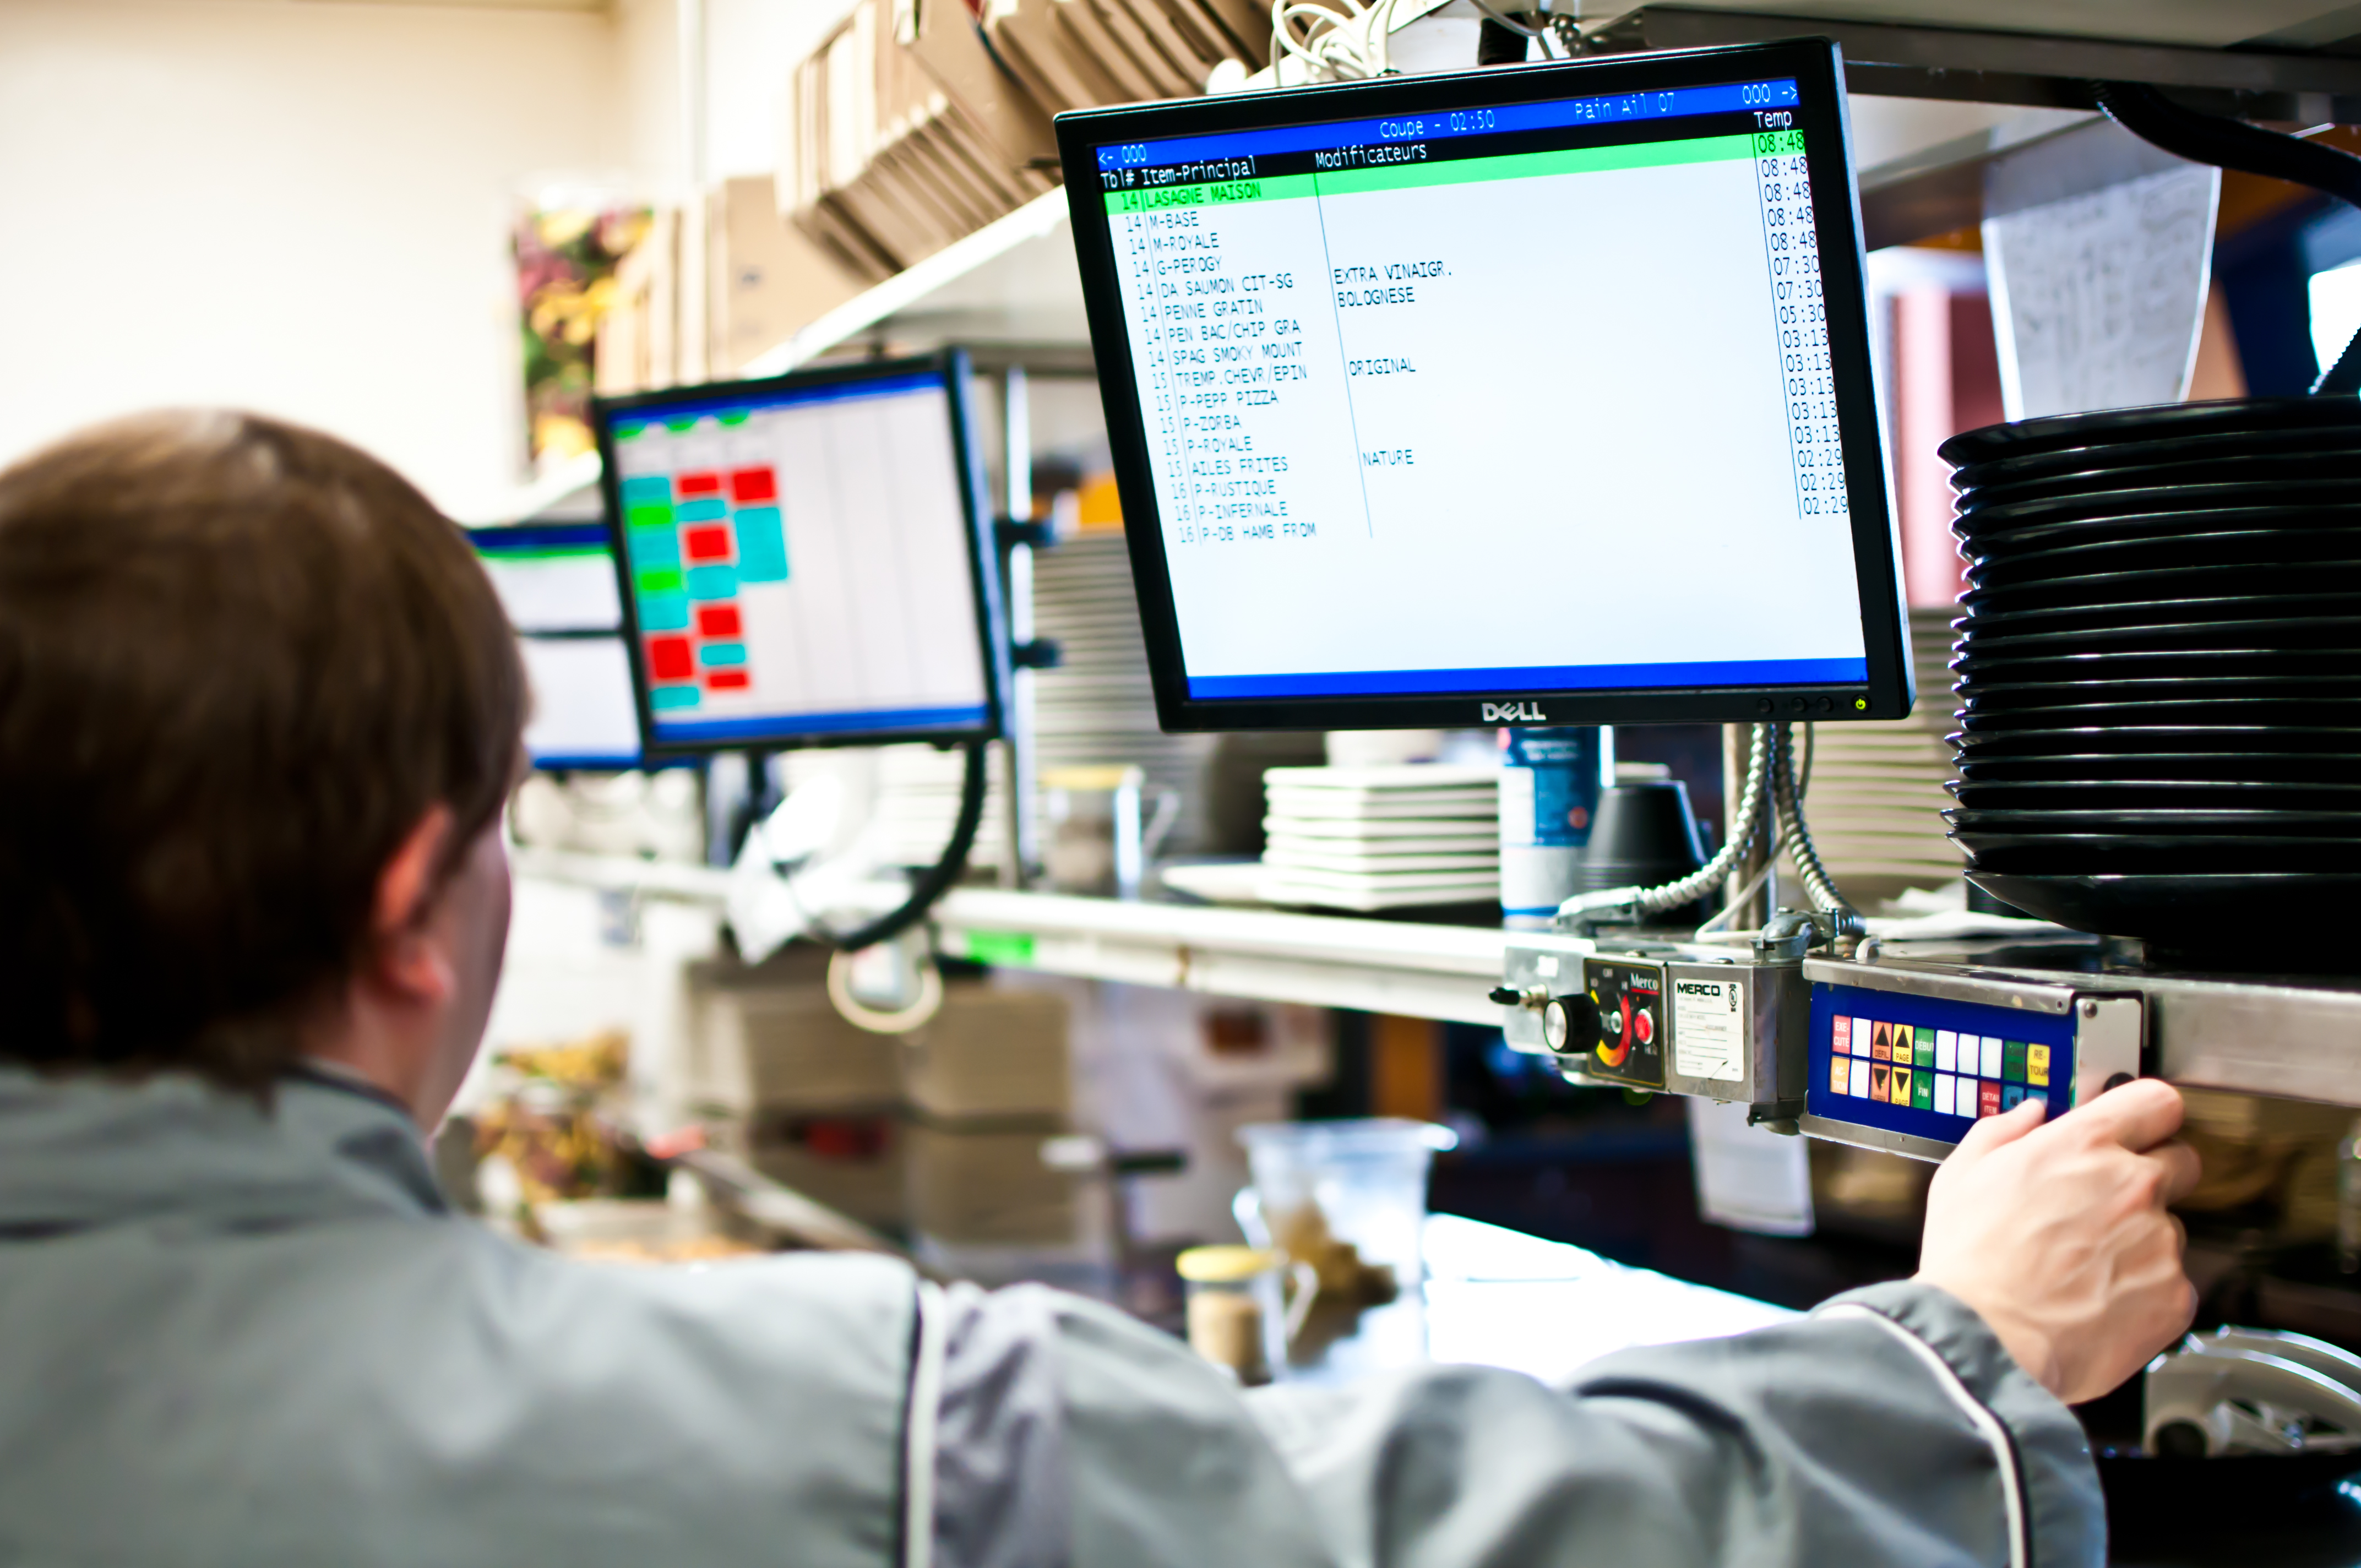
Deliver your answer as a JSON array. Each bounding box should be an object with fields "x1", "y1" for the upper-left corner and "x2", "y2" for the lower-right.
[{"x1": 0, "y1": 1064, "x2": 447, "y2": 1239}]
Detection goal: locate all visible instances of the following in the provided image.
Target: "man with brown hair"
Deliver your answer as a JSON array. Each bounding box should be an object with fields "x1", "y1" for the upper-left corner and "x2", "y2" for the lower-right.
[{"x1": 0, "y1": 411, "x2": 2198, "y2": 1567}]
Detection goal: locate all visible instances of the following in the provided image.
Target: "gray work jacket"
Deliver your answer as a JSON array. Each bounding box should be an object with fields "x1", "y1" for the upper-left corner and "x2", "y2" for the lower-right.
[{"x1": 0, "y1": 1069, "x2": 2103, "y2": 1566}]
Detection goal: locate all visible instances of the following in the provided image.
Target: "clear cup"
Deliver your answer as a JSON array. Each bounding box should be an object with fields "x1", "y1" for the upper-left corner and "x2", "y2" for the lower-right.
[{"x1": 1234, "y1": 1118, "x2": 1457, "y2": 1381}]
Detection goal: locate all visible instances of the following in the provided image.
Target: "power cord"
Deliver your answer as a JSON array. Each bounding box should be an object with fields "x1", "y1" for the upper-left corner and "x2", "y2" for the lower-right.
[
  {"x1": 1556, "y1": 721, "x2": 1859, "y2": 940},
  {"x1": 796, "y1": 738, "x2": 990, "y2": 953}
]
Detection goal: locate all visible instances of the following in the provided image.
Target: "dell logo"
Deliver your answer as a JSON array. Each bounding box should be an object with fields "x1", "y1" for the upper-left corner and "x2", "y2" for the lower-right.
[{"x1": 1482, "y1": 701, "x2": 1547, "y2": 722}]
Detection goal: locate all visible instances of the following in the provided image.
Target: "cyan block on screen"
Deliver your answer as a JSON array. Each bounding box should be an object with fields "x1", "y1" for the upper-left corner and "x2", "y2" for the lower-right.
[
  {"x1": 735, "y1": 507, "x2": 789, "y2": 582},
  {"x1": 639, "y1": 590, "x2": 692, "y2": 631},
  {"x1": 650, "y1": 685, "x2": 701, "y2": 711},
  {"x1": 677, "y1": 497, "x2": 728, "y2": 522},
  {"x1": 686, "y1": 565, "x2": 738, "y2": 601},
  {"x1": 618, "y1": 476, "x2": 671, "y2": 505},
  {"x1": 627, "y1": 526, "x2": 680, "y2": 569},
  {"x1": 699, "y1": 642, "x2": 748, "y2": 668}
]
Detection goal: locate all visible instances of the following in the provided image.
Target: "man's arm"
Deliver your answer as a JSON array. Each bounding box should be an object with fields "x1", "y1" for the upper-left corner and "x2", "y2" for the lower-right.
[{"x1": 918, "y1": 1081, "x2": 2196, "y2": 1568}]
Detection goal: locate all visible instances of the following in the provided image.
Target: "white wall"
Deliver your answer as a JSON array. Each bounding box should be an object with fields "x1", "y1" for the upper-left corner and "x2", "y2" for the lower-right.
[{"x1": 0, "y1": 0, "x2": 625, "y2": 521}]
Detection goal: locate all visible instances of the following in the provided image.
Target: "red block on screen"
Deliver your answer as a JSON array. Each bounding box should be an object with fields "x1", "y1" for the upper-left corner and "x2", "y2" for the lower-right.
[
  {"x1": 683, "y1": 524, "x2": 732, "y2": 563},
  {"x1": 676, "y1": 471, "x2": 723, "y2": 498},
  {"x1": 729, "y1": 467, "x2": 779, "y2": 504},
  {"x1": 705, "y1": 668, "x2": 750, "y2": 692},
  {"x1": 1978, "y1": 1080, "x2": 2002, "y2": 1118},
  {"x1": 646, "y1": 635, "x2": 694, "y2": 682},
  {"x1": 697, "y1": 603, "x2": 742, "y2": 638}
]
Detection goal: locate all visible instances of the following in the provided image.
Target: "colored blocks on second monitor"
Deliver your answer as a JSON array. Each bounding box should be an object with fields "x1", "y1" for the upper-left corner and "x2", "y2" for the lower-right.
[
  {"x1": 696, "y1": 603, "x2": 742, "y2": 638},
  {"x1": 735, "y1": 506, "x2": 788, "y2": 582},
  {"x1": 730, "y1": 466, "x2": 779, "y2": 504},
  {"x1": 638, "y1": 590, "x2": 690, "y2": 631},
  {"x1": 683, "y1": 524, "x2": 732, "y2": 564},
  {"x1": 686, "y1": 565, "x2": 738, "y2": 600},
  {"x1": 646, "y1": 635, "x2": 694, "y2": 682}
]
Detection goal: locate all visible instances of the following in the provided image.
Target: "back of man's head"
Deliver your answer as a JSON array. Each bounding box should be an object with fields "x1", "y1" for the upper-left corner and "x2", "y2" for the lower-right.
[{"x1": 0, "y1": 410, "x2": 524, "y2": 1091}]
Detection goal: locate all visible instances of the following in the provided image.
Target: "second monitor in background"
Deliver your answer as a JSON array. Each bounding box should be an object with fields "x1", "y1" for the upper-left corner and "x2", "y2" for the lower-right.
[
  {"x1": 591, "y1": 352, "x2": 1010, "y2": 756},
  {"x1": 468, "y1": 522, "x2": 644, "y2": 772}
]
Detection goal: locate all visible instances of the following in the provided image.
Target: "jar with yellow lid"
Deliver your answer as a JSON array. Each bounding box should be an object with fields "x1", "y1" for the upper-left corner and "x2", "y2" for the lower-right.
[{"x1": 1174, "y1": 1244, "x2": 1316, "y2": 1385}]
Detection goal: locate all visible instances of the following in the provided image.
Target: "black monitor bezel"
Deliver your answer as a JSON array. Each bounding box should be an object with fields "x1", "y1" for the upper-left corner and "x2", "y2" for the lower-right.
[
  {"x1": 1056, "y1": 39, "x2": 1913, "y2": 732},
  {"x1": 591, "y1": 350, "x2": 1011, "y2": 758}
]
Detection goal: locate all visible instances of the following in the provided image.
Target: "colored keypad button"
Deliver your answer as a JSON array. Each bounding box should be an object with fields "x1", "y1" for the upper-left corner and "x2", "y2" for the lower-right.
[
  {"x1": 1871, "y1": 1062, "x2": 1891, "y2": 1103},
  {"x1": 2026, "y1": 1044, "x2": 2050, "y2": 1088},
  {"x1": 1910, "y1": 1068, "x2": 1933, "y2": 1110},
  {"x1": 1832, "y1": 1016, "x2": 1851, "y2": 1055},
  {"x1": 1979, "y1": 1081, "x2": 2001, "y2": 1118},
  {"x1": 1848, "y1": 1059, "x2": 1869, "y2": 1098},
  {"x1": 1913, "y1": 1028, "x2": 1934, "y2": 1068},
  {"x1": 2002, "y1": 1084, "x2": 2026, "y2": 1112},
  {"x1": 2003, "y1": 1042, "x2": 2027, "y2": 1084},
  {"x1": 1830, "y1": 1057, "x2": 1849, "y2": 1095}
]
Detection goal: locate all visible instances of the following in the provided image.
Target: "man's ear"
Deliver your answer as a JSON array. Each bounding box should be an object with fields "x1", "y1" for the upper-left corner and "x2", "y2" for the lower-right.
[{"x1": 366, "y1": 805, "x2": 456, "y2": 1005}]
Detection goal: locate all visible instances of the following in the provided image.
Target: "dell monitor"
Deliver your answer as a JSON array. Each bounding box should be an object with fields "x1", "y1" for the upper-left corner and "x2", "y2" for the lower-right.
[
  {"x1": 467, "y1": 522, "x2": 645, "y2": 771},
  {"x1": 1057, "y1": 39, "x2": 1909, "y2": 732},
  {"x1": 590, "y1": 352, "x2": 1009, "y2": 756}
]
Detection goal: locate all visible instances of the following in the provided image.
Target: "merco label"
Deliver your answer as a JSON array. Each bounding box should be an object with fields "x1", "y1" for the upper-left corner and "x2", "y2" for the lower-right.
[{"x1": 1672, "y1": 976, "x2": 1744, "y2": 1082}]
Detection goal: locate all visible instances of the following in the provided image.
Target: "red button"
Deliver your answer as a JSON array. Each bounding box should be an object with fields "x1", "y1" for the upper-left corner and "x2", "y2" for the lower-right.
[{"x1": 1634, "y1": 1010, "x2": 1653, "y2": 1046}]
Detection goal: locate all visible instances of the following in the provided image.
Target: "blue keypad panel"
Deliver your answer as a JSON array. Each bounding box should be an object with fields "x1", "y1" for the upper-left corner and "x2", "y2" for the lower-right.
[{"x1": 1807, "y1": 982, "x2": 2075, "y2": 1146}]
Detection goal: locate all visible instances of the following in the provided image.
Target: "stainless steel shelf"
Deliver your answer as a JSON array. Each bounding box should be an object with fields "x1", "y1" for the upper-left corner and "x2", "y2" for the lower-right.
[{"x1": 513, "y1": 848, "x2": 1506, "y2": 1023}]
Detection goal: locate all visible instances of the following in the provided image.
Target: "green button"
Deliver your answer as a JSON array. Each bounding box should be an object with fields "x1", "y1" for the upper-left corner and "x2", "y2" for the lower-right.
[{"x1": 2003, "y1": 1041, "x2": 2028, "y2": 1084}]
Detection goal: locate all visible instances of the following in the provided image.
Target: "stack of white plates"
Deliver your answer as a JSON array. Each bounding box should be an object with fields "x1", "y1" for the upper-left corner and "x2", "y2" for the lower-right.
[
  {"x1": 780, "y1": 742, "x2": 1012, "y2": 872},
  {"x1": 1259, "y1": 764, "x2": 1500, "y2": 911},
  {"x1": 1029, "y1": 532, "x2": 1218, "y2": 853},
  {"x1": 1804, "y1": 607, "x2": 1963, "y2": 904}
]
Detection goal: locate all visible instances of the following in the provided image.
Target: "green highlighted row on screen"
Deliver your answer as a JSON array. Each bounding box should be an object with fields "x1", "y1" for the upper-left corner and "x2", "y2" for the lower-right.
[{"x1": 1103, "y1": 132, "x2": 1765, "y2": 214}]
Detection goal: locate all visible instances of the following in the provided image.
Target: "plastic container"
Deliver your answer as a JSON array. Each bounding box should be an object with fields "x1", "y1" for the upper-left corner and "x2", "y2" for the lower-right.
[
  {"x1": 1234, "y1": 1118, "x2": 1457, "y2": 1381},
  {"x1": 1498, "y1": 727, "x2": 1607, "y2": 928}
]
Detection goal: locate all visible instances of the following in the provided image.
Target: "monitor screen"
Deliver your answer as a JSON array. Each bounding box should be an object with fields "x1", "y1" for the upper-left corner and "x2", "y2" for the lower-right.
[
  {"x1": 1058, "y1": 40, "x2": 1910, "y2": 731},
  {"x1": 590, "y1": 353, "x2": 1006, "y2": 754},
  {"x1": 467, "y1": 523, "x2": 645, "y2": 771}
]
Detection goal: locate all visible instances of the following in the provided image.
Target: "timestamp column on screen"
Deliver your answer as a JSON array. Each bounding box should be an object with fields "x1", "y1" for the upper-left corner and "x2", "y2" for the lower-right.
[
  {"x1": 1752, "y1": 125, "x2": 1847, "y2": 525},
  {"x1": 1105, "y1": 176, "x2": 1366, "y2": 546}
]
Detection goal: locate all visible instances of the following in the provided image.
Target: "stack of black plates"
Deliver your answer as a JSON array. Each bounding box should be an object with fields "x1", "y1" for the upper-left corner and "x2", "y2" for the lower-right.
[{"x1": 1940, "y1": 398, "x2": 2361, "y2": 951}]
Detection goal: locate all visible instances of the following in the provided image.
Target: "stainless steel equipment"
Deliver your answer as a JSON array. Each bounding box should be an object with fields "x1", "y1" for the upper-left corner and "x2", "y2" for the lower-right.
[{"x1": 1500, "y1": 928, "x2": 2361, "y2": 1159}]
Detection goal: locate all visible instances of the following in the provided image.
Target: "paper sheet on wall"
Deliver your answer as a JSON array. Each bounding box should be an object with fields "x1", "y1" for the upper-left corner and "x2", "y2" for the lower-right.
[
  {"x1": 1686, "y1": 1096, "x2": 1815, "y2": 1238},
  {"x1": 1983, "y1": 160, "x2": 2219, "y2": 421}
]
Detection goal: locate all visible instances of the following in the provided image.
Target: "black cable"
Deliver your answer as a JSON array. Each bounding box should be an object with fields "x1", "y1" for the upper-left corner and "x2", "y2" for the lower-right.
[
  {"x1": 2091, "y1": 82, "x2": 2361, "y2": 394},
  {"x1": 808, "y1": 738, "x2": 989, "y2": 952}
]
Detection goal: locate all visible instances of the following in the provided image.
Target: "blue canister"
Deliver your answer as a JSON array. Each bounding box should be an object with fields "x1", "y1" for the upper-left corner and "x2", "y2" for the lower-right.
[{"x1": 1499, "y1": 727, "x2": 1608, "y2": 928}]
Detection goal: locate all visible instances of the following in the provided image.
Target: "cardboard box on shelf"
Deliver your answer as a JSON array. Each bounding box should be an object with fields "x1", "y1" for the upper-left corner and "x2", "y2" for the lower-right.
[
  {"x1": 901, "y1": 984, "x2": 1072, "y2": 1123},
  {"x1": 681, "y1": 970, "x2": 902, "y2": 1117},
  {"x1": 708, "y1": 176, "x2": 866, "y2": 373},
  {"x1": 905, "y1": 0, "x2": 1058, "y2": 170},
  {"x1": 728, "y1": 1110, "x2": 911, "y2": 1232},
  {"x1": 905, "y1": 1118, "x2": 1079, "y2": 1245}
]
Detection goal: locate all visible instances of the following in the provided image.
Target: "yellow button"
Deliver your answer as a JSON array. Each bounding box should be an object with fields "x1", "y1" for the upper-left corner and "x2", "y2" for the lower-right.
[{"x1": 2027, "y1": 1043, "x2": 2050, "y2": 1087}]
